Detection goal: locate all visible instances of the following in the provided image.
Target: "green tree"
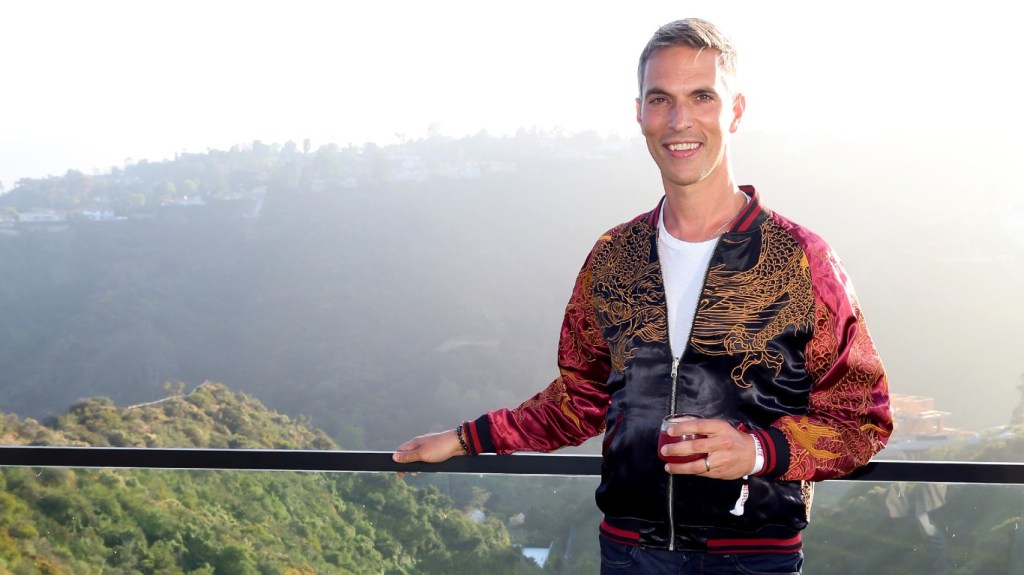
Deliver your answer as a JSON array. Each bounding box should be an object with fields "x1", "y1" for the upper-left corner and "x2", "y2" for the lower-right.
[
  {"x1": 180, "y1": 179, "x2": 199, "y2": 198},
  {"x1": 0, "y1": 385, "x2": 542, "y2": 574},
  {"x1": 154, "y1": 180, "x2": 176, "y2": 203}
]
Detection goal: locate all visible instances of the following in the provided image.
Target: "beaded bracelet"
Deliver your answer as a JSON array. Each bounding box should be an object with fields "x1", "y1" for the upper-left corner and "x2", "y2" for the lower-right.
[{"x1": 455, "y1": 424, "x2": 470, "y2": 455}]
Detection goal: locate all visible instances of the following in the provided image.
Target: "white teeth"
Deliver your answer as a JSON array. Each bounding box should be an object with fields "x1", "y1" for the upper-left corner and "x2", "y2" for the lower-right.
[{"x1": 667, "y1": 143, "x2": 699, "y2": 151}]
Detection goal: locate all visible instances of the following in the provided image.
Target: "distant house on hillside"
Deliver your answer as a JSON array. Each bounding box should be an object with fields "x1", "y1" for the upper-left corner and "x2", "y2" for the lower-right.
[
  {"x1": 161, "y1": 195, "x2": 207, "y2": 207},
  {"x1": 80, "y1": 209, "x2": 122, "y2": 221},
  {"x1": 886, "y1": 393, "x2": 978, "y2": 458},
  {"x1": 18, "y1": 210, "x2": 69, "y2": 232},
  {"x1": 19, "y1": 210, "x2": 65, "y2": 223},
  {"x1": 891, "y1": 394, "x2": 951, "y2": 439}
]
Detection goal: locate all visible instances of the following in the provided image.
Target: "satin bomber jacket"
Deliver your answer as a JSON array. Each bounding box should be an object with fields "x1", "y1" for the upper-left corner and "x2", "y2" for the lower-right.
[{"x1": 462, "y1": 186, "x2": 893, "y2": 553}]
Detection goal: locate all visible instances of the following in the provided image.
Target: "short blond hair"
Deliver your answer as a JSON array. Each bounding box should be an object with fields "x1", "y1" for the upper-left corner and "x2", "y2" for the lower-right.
[{"x1": 637, "y1": 18, "x2": 738, "y2": 94}]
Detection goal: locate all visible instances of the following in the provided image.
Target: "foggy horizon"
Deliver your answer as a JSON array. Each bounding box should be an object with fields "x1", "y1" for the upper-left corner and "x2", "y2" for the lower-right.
[{"x1": 5, "y1": 1, "x2": 1020, "y2": 190}]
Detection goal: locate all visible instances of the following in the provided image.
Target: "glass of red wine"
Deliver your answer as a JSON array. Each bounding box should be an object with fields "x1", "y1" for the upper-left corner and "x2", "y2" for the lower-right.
[{"x1": 658, "y1": 414, "x2": 708, "y2": 464}]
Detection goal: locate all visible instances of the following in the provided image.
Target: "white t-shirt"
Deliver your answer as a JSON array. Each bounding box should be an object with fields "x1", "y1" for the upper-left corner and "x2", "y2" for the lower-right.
[{"x1": 658, "y1": 207, "x2": 720, "y2": 360}]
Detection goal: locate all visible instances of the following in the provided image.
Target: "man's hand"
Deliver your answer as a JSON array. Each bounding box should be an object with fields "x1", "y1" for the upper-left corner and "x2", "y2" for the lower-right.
[
  {"x1": 661, "y1": 418, "x2": 755, "y2": 480},
  {"x1": 393, "y1": 429, "x2": 465, "y2": 465}
]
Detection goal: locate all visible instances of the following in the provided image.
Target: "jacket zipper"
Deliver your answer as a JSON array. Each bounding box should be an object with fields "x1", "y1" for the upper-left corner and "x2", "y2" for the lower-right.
[
  {"x1": 661, "y1": 228, "x2": 721, "y2": 552},
  {"x1": 668, "y1": 355, "x2": 680, "y2": 550}
]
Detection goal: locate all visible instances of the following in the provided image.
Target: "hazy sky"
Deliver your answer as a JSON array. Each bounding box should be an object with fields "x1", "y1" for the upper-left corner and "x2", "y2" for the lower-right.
[{"x1": 1, "y1": 0, "x2": 1018, "y2": 190}]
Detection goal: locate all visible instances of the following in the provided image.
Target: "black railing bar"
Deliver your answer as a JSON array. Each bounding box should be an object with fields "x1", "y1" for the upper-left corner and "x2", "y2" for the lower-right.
[
  {"x1": 0, "y1": 446, "x2": 598, "y2": 476},
  {"x1": 1, "y1": 446, "x2": 1022, "y2": 484}
]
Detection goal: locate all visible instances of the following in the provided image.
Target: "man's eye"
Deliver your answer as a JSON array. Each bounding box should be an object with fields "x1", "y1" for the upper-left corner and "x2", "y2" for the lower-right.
[{"x1": 649, "y1": 97, "x2": 668, "y2": 104}]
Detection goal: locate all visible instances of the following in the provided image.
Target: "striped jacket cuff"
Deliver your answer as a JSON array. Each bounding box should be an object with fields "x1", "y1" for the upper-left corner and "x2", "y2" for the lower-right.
[
  {"x1": 759, "y1": 427, "x2": 791, "y2": 478},
  {"x1": 463, "y1": 415, "x2": 494, "y2": 455}
]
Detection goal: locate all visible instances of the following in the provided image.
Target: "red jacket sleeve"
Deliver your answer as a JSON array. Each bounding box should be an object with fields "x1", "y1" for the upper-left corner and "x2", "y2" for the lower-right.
[
  {"x1": 462, "y1": 244, "x2": 613, "y2": 455},
  {"x1": 762, "y1": 232, "x2": 893, "y2": 481}
]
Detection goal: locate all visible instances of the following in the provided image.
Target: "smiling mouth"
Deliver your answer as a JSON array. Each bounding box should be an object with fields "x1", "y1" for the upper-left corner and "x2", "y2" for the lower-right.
[{"x1": 666, "y1": 143, "x2": 700, "y2": 151}]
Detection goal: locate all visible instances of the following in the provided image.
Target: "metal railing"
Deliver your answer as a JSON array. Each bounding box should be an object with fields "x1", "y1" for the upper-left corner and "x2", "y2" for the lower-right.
[{"x1": 1, "y1": 445, "x2": 1022, "y2": 484}]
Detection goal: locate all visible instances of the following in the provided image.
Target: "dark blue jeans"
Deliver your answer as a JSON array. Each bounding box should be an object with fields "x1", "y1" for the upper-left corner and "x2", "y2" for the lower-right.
[{"x1": 600, "y1": 538, "x2": 803, "y2": 575}]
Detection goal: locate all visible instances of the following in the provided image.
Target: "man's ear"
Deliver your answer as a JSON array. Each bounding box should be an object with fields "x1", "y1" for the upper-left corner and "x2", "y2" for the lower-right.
[{"x1": 730, "y1": 93, "x2": 746, "y2": 133}]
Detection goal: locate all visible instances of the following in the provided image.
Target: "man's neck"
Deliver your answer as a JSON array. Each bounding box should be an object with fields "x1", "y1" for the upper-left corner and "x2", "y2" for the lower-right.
[{"x1": 661, "y1": 178, "x2": 747, "y2": 243}]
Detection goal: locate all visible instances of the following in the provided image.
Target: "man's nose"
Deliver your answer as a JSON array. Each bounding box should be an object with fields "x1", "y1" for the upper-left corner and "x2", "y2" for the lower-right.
[{"x1": 671, "y1": 105, "x2": 694, "y2": 130}]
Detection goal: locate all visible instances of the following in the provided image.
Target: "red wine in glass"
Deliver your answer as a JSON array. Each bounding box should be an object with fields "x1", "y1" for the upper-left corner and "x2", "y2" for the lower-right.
[{"x1": 658, "y1": 414, "x2": 707, "y2": 464}]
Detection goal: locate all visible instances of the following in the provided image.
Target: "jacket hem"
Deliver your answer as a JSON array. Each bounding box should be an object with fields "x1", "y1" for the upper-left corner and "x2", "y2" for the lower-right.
[{"x1": 600, "y1": 517, "x2": 803, "y2": 555}]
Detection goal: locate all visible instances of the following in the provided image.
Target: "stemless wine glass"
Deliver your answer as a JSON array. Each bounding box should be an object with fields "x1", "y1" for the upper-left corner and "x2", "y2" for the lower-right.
[{"x1": 658, "y1": 414, "x2": 708, "y2": 464}]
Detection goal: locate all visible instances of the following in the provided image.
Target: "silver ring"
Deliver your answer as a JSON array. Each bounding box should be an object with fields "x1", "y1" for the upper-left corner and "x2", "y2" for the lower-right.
[{"x1": 705, "y1": 457, "x2": 711, "y2": 472}]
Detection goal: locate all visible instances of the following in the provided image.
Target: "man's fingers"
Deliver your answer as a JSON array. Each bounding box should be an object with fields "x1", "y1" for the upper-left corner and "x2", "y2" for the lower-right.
[
  {"x1": 393, "y1": 440, "x2": 422, "y2": 463},
  {"x1": 394, "y1": 430, "x2": 461, "y2": 465}
]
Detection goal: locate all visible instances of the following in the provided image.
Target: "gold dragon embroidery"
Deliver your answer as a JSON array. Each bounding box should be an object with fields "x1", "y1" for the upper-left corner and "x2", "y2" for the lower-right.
[
  {"x1": 690, "y1": 220, "x2": 815, "y2": 387},
  {"x1": 589, "y1": 221, "x2": 668, "y2": 373}
]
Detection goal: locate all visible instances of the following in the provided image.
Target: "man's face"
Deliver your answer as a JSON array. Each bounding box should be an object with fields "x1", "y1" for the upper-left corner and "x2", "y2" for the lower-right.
[{"x1": 636, "y1": 45, "x2": 745, "y2": 192}]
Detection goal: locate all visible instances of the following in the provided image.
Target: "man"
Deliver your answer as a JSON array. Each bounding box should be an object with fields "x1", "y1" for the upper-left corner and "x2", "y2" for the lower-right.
[{"x1": 394, "y1": 18, "x2": 892, "y2": 574}]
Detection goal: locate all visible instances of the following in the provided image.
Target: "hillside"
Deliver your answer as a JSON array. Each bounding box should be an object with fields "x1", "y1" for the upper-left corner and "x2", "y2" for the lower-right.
[
  {"x1": 2, "y1": 134, "x2": 1022, "y2": 449},
  {"x1": 0, "y1": 383, "x2": 540, "y2": 574},
  {"x1": 0, "y1": 134, "x2": 657, "y2": 452}
]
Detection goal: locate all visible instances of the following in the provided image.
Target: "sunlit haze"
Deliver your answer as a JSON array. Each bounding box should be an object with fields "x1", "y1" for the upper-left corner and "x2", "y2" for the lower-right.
[{"x1": 2, "y1": 0, "x2": 1018, "y2": 189}]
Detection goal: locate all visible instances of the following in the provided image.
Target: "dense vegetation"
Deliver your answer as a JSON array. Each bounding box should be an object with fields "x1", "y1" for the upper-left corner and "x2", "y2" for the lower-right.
[
  {"x1": 3, "y1": 383, "x2": 1023, "y2": 574},
  {"x1": 0, "y1": 383, "x2": 540, "y2": 574}
]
